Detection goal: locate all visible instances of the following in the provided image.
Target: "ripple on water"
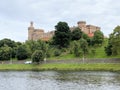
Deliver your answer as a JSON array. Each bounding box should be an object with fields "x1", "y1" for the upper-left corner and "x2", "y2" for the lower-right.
[{"x1": 0, "y1": 71, "x2": 120, "y2": 90}]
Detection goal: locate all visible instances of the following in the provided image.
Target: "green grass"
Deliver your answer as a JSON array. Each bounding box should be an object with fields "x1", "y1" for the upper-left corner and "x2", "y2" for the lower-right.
[
  {"x1": 48, "y1": 39, "x2": 120, "y2": 60},
  {"x1": 0, "y1": 63, "x2": 120, "y2": 72},
  {"x1": 48, "y1": 54, "x2": 76, "y2": 60}
]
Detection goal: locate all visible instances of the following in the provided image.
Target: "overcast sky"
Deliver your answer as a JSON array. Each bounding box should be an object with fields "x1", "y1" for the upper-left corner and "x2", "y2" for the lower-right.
[{"x1": 0, "y1": 0, "x2": 120, "y2": 42}]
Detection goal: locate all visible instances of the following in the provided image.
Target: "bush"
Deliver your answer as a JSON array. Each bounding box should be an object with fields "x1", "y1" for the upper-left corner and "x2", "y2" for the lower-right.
[
  {"x1": 32, "y1": 50, "x2": 44, "y2": 64},
  {"x1": 91, "y1": 49, "x2": 96, "y2": 55},
  {"x1": 46, "y1": 51, "x2": 51, "y2": 58},
  {"x1": 54, "y1": 49, "x2": 61, "y2": 56},
  {"x1": 16, "y1": 45, "x2": 28, "y2": 60},
  {"x1": 0, "y1": 46, "x2": 11, "y2": 60}
]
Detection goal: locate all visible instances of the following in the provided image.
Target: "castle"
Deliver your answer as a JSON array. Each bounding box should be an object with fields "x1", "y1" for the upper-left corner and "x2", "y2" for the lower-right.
[{"x1": 28, "y1": 21, "x2": 100, "y2": 41}]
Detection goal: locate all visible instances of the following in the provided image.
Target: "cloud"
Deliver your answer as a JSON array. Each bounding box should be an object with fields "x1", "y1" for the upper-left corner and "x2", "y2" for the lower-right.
[{"x1": 0, "y1": 0, "x2": 120, "y2": 41}]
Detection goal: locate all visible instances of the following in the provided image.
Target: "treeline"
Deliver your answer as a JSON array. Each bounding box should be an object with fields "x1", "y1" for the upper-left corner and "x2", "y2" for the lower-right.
[
  {"x1": 0, "y1": 21, "x2": 104, "y2": 61},
  {"x1": 0, "y1": 21, "x2": 119, "y2": 62}
]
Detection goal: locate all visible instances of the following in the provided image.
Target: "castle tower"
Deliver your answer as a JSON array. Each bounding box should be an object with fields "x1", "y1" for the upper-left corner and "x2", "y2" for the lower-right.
[
  {"x1": 77, "y1": 21, "x2": 86, "y2": 28},
  {"x1": 77, "y1": 21, "x2": 86, "y2": 32},
  {"x1": 28, "y1": 21, "x2": 34, "y2": 40}
]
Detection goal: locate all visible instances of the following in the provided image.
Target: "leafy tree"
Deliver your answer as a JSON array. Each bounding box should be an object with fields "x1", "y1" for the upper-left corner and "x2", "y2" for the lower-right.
[
  {"x1": 73, "y1": 41, "x2": 82, "y2": 57},
  {"x1": 72, "y1": 27, "x2": 82, "y2": 40},
  {"x1": 105, "y1": 43, "x2": 112, "y2": 56},
  {"x1": 93, "y1": 30, "x2": 104, "y2": 45},
  {"x1": 37, "y1": 40, "x2": 48, "y2": 57},
  {"x1": 54, "y1": 49, "x2": 61, "y2": 56},
  {"x1": 16, "y1": 45, "x2": 28, "y2": 60},
  {"x1": 0, "y1": 38, "x2": 16, "y2": 48},
  {"x1": 91, "y1": 48, "x2": 96, "y2": 56},
  {"x1": 106, "y1": 26, "x2": 120, "y2": 55},
  {"x1": 32, "y1": 50, "x2": 44, "y2": 64},
  {"x1": 82, "y1": 33, "x2": 89, "y2": 40},
  {"x1": 25, "y1": 40, "x2": 38, "y2": 54},
  {"x1": 53, "y1": 21, "x2": 71, "y2": 48},
  {"x1": 0, "y1": 46, "x2": 12, "y2": 60},
  {"x1": 11, "y1": 47, "x2": 17, "y2": 58},
  {"x1": 79, "y1": 38, "x2": 89, "y2": 55},
  {"x1": 25, "y1": 40, "x2": 48, "y2": 57}
]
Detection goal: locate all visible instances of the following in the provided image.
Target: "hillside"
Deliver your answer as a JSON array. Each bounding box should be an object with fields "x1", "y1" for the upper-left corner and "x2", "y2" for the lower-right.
[{"x1": 48, "y1": 39, "x2": 120, "y2": 60}]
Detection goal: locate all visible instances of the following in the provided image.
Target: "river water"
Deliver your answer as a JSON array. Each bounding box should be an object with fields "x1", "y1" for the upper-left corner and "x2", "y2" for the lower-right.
[{"x1": 0, "y1": 71, "x2": 120, "y2": 90}]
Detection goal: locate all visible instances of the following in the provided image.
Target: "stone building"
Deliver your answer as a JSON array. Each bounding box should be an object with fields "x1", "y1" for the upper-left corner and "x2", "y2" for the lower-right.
[
  {"x1": 71, "y1": 21, "x2": 100, "y2": 37},
  {"x1": 28, "y1": 21, "x2": 100, "y2": 41},
  {"x1": 28, "y1": 22, "x2": 54, "y2": 41}
]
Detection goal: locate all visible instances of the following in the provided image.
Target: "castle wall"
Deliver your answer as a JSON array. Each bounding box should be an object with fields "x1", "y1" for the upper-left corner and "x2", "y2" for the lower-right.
[
  {"x1": 28, "y1": 21, "x2": 101, "y2": 41},
  {"x1": 77, "y1": 21, "x2": 100, "y2": 35}
]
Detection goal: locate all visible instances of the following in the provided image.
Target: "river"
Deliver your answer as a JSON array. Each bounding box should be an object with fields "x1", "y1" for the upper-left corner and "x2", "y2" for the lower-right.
[{"x1": 0, "y1": 71, "x2": 120, "y2": 90}]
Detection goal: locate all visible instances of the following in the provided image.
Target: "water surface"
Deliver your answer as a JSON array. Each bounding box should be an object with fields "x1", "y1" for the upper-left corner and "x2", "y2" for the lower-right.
[{"x1": 0, "y1": 71, "x2": 120, "y2": 90}]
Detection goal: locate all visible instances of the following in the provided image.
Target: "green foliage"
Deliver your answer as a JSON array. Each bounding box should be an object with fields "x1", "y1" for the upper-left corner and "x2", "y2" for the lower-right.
[
  {"x1": 25, "y1": 40, "x2": 49, "y2": 59},
  {"x1": 93, "y1": 30, "x2": 104, "y2": 45},
  {"x1": 0, "y1": 46, "x2": 11, "y2": 60},
  {"x1": 106, "y1": 26, "x2": 120, "y2": 55},
  {"x1": 91, "y1": 49, "x2": 96, "y2": 55},
  {"x1": 82, "y1": 33, "x2": 89, "y2": 40},
  {"x1": 79, "y1": 38, "x2": 89, "y2": 55},
  {"x1": 37, "y1": 40, "x2": 48, "y2": 57},
  {"x1": 53, "y1": 21, "x2": 71, "y2": 48},
  {"x1": 25, "y1": 40, "x2": 38, "y2": 54},
  {"x1": 0, "y1": 38, "x2": 16, "y2": 48},
  {"x1": 16, "y1": 45, "x2": 28, "y2": 60},
  {"x1": 73, "y1": 41, "x2": 82, "y2": 57},
  {"x1": 32, "y1": 50, "x2": 44, "y2": 63},
  {"x1": 72, "y1": 27, "x2": 82, "y2": 40},
  {"x1": 54, "y1": 49, "x2": 61, "y2": 56},
  {"x1": 105, "y1": 43, "x2": 112, "y2": 56}
]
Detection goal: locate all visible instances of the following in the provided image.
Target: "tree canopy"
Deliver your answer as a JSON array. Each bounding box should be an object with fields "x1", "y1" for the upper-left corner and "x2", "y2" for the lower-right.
[
  {"x1": 93, "y1": 30, "x2": 104, "y2": 45},
  {"x1": 71, "y1": 27, "x2": 83, "y2": 40},
  {"x1": 53, "y1": 21, "x2": 71, "y2": 48},
  {"x1": 105, "y1": 26, "x2": 120, "y2": 55}
]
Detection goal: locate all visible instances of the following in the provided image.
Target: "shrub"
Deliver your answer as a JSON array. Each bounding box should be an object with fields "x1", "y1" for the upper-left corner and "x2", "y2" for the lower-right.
[
  {"x1": 16, "y1": 45, "x2": 28, "y2": 60},
  {"x1": 0, "y1": 46, "x2": 11, "y2": 60},
  {"x1": 32, "y1": 50, "x2": 44, "y2": 64},
  {"x1": 54, "y1": 49, "x2": 61, "y2": 56}
]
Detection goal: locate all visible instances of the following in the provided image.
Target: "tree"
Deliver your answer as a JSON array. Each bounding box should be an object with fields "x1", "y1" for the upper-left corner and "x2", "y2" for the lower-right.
[
  {"x1": 16, "y1": 45, "x2": 28, "y2": 60},
  {"x1": 79, "y1": 38, "x2": 89, "y2": 62},
  {"x1": 53, "y1": 21, "x2": 71, "y2": 48},
  {"x1": 72, "y1": 27, "x2": 83, "y2": 40},
  {"x1": 37, "y1": 40, "x2": 48, "y2": 57},
  {"x1": 0, "y1": 45, "x2": 12, "y2": 60},
  {"x1": 105, "y1": 43, "x2": 112, "y2": 56},
  {"x1": 73, "y1": 41, "x2": 82, "y2": 57},
  {"x1": 0, "y1": 38, "x2": 16, "y2": 48},
  {"x1": 32, "y1": 50, "x2": 44, "y2": 64},
  {"x1": 25, "y1": 40, "x2": 38, "y2": 54},
  {"x1": 93, "y1": 30, "x2": 104, "y2": 45},
  {"x1": 79, "y1": 38, "x2": 89, "y2": 55},
  {"x1": 105, "y1": 26, "x2": 120, "y2": 55}
]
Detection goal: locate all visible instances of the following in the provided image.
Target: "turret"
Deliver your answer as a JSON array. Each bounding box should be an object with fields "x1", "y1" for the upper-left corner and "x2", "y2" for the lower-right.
[
  {"x1": 28, "y1": 21, "x2": 34, "y2": 40},
  {"x1": 28, "y1": 21, "x2": 34, "y2": 30},
  {"x1": 77, "y1": 21, "x2": 86, "y2": 28}
]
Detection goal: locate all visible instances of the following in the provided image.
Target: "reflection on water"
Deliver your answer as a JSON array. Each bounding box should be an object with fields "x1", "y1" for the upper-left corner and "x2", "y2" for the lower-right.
[{"x1": 0, "y1": 71, "x2": 120, "y2": 90}]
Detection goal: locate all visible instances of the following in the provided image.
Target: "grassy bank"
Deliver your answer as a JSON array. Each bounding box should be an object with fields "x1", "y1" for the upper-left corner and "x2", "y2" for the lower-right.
[{"x1": 0, "y1": 63, "x2": 120, "y2": 72}]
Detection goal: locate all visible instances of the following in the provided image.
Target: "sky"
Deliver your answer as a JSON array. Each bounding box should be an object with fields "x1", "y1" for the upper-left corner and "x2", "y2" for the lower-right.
[{"x1": 0, "y1": 0, "x2": 120, "y2": 42}]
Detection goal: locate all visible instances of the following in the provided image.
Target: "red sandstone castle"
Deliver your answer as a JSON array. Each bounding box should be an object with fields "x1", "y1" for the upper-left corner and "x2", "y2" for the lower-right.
[{"x1": 28, "y1": 21, "x2": 100, "y2": 41}]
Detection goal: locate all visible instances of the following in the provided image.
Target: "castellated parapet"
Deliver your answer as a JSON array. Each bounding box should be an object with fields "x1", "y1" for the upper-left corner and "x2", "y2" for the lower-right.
[{"x1": 28, "y1": 21, "x2": 100, "y2": 41}]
